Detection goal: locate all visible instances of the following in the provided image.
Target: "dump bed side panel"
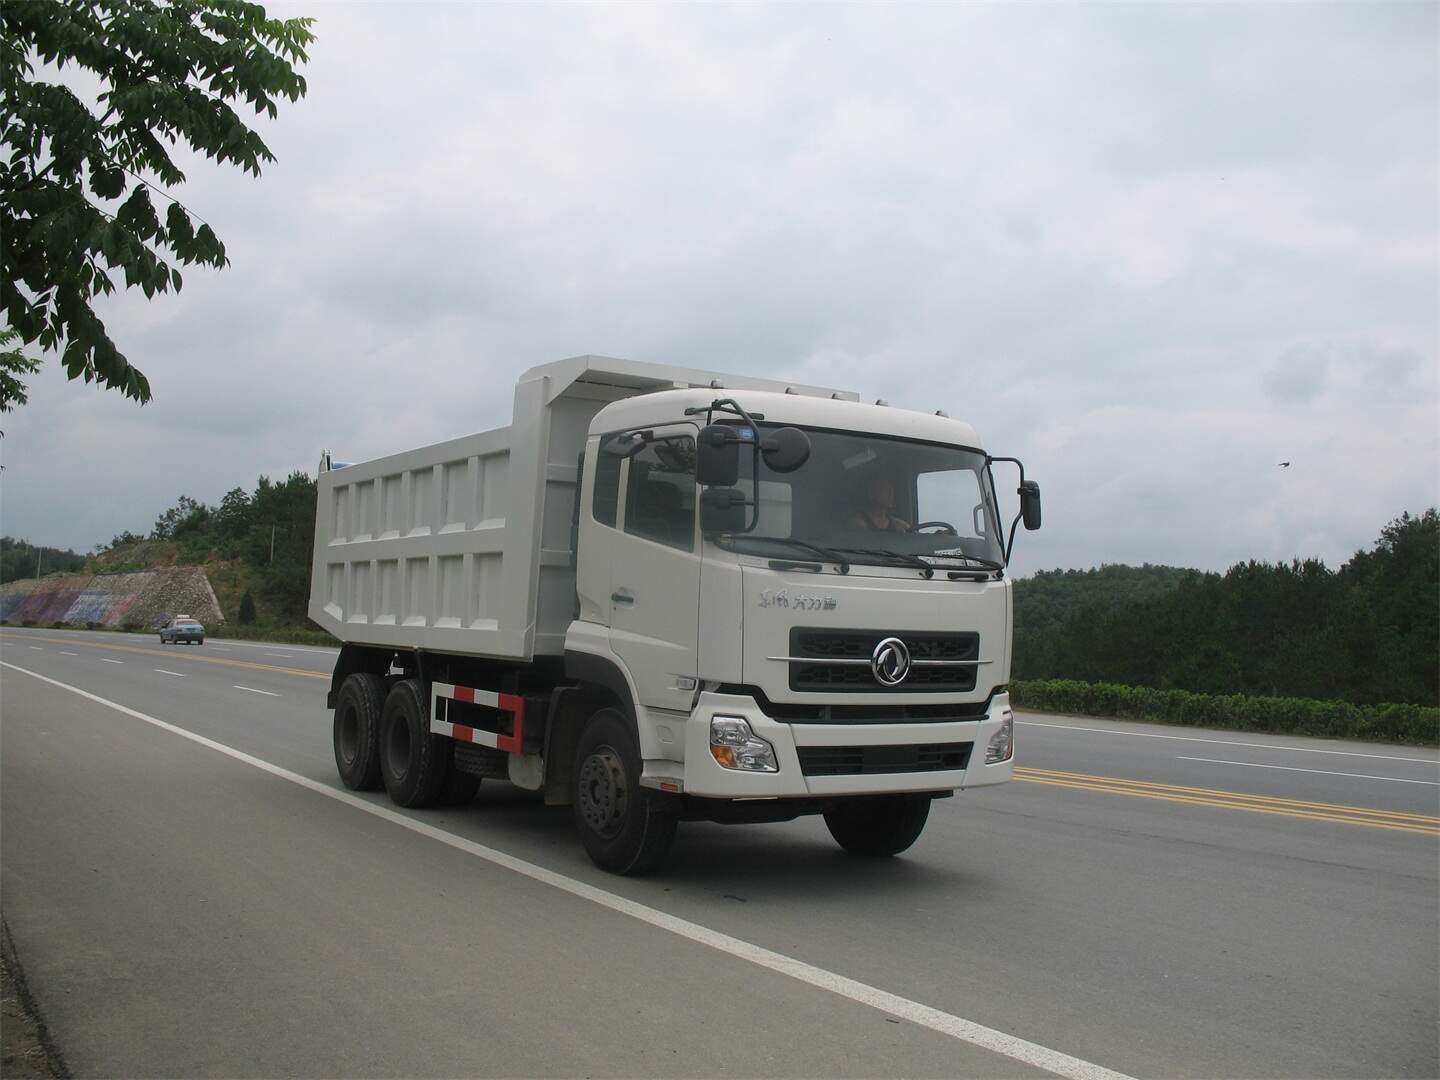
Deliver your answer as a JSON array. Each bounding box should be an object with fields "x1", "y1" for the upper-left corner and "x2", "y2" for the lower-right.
[{"x1": 309, "y1": 426, "x2": 521, "y2": 657}]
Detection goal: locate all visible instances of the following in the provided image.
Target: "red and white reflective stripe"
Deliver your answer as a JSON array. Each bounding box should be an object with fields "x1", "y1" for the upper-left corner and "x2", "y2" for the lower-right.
[{"x1": 430, "y1": 681, "x2": 526, "y2": 754}]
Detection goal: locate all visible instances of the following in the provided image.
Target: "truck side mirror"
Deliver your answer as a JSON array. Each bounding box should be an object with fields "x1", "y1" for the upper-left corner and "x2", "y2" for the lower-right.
[
  {"x1": 1019, "y1": 480, "x2": 1042, "y2": 530},
  {"x1": 760, "y1": 427, "x2": 810, "y2": 473},
  {"x1": 697, "y1": 424, "x2": 743, "y2": 486},
  {"x1": 700, "y1": 486, "x2": 749, "y2": 534}
]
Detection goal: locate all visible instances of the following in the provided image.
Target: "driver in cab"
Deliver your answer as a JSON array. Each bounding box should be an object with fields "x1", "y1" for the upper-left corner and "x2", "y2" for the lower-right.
[{"x1": 850, "y1": 473, "x2": 911, "y2": 533}]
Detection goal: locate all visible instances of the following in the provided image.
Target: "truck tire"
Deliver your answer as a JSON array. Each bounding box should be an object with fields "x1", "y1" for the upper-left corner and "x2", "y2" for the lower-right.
[
  {"x1": 439, "y1": 765, "x2": 481, "y2": 806},
  {"x1": 334, "y1": 673, "x2": 385, "y2": 790},
  {"x1": 823, "y1": 795, "x2": 931, "y2": 857},
  {"x1": 572, "y1": 708, "x2": 676, "y2": 875},
  {"x1": 379, "y1": 678, "x2": 450, "y2": 808}
]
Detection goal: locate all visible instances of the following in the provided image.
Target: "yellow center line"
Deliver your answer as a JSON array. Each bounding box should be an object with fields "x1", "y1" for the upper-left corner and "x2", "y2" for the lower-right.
[
  {"x1": 1015, "y1": 771, "x2": 1440, "y2": 835},
  {"x1": 1019, "y1": 776, "x2": 1439, "y2": 836},
  {"x1": 1015, "y1": 766, "x2": 1440, "y2": 824},
  {"x1": 1, "y1": 632, "x2": 329, "y2": 681}
]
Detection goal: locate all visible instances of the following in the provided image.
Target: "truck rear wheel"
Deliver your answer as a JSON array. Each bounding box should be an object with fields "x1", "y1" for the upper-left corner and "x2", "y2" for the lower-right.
[
  {"x1": 824, "y1": 795, "x2": 931, "y2": 857},
  {"x1": 379, "y1": 678, "x2": 450, "y2": 808},
  {"x1": 333, "y1": 673, "x2": 384, "y2": 791},
  {"x1": 439, "y1": 766, "x2": 481, "y2": 806},
  {"x1": 572, "y1": 708, "x2": 676, "y2": 875}
]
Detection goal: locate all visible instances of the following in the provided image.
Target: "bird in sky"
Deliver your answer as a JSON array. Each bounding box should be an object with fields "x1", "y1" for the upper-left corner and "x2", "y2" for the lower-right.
[{"x1": 1278, "y1": 461, "x2": 1291, "y2": 468}]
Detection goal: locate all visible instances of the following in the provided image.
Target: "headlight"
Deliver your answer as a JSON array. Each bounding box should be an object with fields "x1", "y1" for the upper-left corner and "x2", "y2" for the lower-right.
[
  {"x1": 709, "y1": 716, "x2": 778, "y2": 773},
  {"x1": 985, "y1": 709, "x2": 1014, "y2": 764}
]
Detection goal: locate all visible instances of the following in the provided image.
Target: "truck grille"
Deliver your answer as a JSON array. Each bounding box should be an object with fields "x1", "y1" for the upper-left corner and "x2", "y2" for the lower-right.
[
  {"x1": 787, "y1": 628, "x2": 980, "y2": 693},
  {"x1": 797, "y1": 742, "x2": 973, "y2": 777}
]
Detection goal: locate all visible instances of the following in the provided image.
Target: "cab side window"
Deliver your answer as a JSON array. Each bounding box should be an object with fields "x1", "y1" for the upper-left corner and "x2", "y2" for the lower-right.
[
  {"x1": 592, "y1": 444, "x2": 622, "y2": 527},
  {"x1": 624, "y1": 436, "x2": 696, "y2": 552}
]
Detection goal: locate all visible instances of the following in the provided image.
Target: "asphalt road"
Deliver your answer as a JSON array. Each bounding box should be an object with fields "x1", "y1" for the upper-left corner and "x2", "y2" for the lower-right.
[{"x1": 2, "y1": 627, "x2": 1436, "y2": 1078}]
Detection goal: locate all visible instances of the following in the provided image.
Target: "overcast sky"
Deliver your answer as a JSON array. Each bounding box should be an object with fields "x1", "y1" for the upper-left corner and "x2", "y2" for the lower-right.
[{"x1": 3, "y1": 1, "x2": 1436, "y2": 577}]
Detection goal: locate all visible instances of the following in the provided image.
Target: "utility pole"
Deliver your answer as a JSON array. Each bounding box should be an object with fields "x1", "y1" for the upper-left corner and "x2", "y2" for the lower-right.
[
  {"x1": 35, "y1": 546, "x2": 42, "y2": 578},
  {"x1": 270, "y1": 525, "x2": 276, "y2": 563}
]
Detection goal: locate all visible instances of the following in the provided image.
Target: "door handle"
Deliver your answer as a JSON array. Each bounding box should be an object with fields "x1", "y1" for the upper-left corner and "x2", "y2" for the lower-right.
[{"x1": 611, "y1": 591, "x2": 634, "y2": 606}]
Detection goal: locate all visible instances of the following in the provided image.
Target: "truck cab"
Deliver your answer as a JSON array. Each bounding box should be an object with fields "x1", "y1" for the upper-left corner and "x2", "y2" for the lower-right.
[{"x1": 566, "y1": 388, "x2": 1021, "y2": 811}]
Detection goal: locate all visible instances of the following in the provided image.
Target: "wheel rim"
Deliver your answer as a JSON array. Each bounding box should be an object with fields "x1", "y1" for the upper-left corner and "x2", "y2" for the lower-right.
[
  {"x1": 338, "y1": 704, "x2": 359, "y2": 765},
  {"x1": 386, "y1": 716, "x2": 412, "y2": 780},
  {"x1": 577, "y1": 745, "x2": 628, "y2": 839}
]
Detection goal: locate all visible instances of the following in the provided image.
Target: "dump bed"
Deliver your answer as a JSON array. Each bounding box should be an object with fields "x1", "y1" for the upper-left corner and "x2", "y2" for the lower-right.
[{"x1": 309, "y1": 355, "x2": 857, "y2": 661}]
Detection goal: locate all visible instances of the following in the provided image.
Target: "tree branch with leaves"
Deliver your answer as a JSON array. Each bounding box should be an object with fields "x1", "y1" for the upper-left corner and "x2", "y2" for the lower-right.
[{"x1": 1, "y1": 0, "x2": 314, "y2": 405}]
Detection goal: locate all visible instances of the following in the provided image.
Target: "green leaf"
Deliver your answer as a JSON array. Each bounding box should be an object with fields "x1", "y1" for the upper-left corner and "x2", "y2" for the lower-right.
[{"x1": 88, "y1": 163, "x2": 126, "y2": 200}]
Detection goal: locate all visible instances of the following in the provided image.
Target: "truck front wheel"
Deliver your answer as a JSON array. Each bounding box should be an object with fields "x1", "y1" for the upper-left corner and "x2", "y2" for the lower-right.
[
  {"x1": 379, "y1": 678, "x2": 450, "y2": 808},
  {"x1": 333, "y1": 672, "x2": 385, "y2": 791},
  {"x1": 823, "y1": 794, "x2": 931, "y2": 857},
  {"x1": 572, "y1": 708, "x2": 676, "y2": 875}
]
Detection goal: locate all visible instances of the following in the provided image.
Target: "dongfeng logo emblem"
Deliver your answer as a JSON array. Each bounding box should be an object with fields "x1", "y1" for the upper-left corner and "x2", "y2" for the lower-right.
[{"x1": 871, "y1": 636, "x2": 912, "y2": 686}]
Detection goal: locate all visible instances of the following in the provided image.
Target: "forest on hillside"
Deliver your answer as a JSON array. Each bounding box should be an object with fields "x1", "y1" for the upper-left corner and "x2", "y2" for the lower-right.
[
  {"x1": 134, "y1": 473, "x2": 318, "y2": 623},
  {"x1": 0, "y1": 537, "x2": 86, "y2": 584},
  {"x1": 1013, "y1": 510, "x2": 1438, "y2": 707},
  {"x1": 5, "y1": 475, "x2": 317, "y2": 625}
]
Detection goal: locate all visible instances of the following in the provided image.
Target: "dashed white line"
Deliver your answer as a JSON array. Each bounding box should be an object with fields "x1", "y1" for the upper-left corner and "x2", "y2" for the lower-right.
[
  {"x1": 59, "y1": 651, "x2": 79, "y2": 656},
  {"x1": 1176, "y1": 756, "x2": 1440, "y2": 786},
  {"x1": 1018, "y1": 719, "x2": 1439, "y2": 765},
  {"x1": 101, "y1": 658, "x2": 124, "y2": 665},
  {"x1": 233, "y1": 685, "x2": 279, "y2": 697},
  {"x1": 155, "y1": 669, "x2": 187, "y2": 678},
  {"x1": 2, "y1": 659, "x2": 1129, "y2": 1080},
  {"x1": 264, "y1": 652, "x2": 294, "y2": 658},
  {"x1": 28, "y1": 646, "x2": 43, "y2": 650}
]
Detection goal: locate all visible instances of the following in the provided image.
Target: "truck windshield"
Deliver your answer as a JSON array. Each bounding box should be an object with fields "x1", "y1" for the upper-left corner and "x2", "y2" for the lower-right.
[{"x1": 719, "y1": 426, "x2": 1006, "y2": 569}]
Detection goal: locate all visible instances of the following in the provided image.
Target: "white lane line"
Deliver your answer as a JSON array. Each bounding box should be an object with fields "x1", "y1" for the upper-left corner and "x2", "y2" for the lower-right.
[
  {"x1": 1177, "y1": 756, "x2": 1440, "y2": 786},
  {"x1": 210, "y1": 646, "x2": 232, "y2": 651},
  {"x1": 233, "y1": 685, "x2": 279, "y2": 697},
  {"x1": 264, "y1": 652, "x2": 294, "y2": 658},
  {"x1": 28, "y1": 646, "x2": 43, "y2": 650},
  {"x1": 59, "y1": 651, "x2": 79, "y2": 656},
  {"x1": 155, "y1": 669, "x2": 187, "y2": 678},
  {"x1": 1, "y1": 660, "x2": 1127, "y2": 1080},
  {"x1": 1018, "y1": 720, "x2": 1439, "y2": 766},
  {"x1": 101, "y1": 658, "x2": 124, "y2": 665}
]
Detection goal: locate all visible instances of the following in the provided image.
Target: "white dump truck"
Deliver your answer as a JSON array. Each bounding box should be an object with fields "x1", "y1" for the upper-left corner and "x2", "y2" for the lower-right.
[{"x1": 311, "y1": 355, "x2": 1041, "y2": 874}]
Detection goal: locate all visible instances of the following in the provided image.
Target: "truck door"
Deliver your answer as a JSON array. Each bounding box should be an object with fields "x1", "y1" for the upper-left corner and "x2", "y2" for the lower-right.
[{"x1": 609, "y1": 425, "x2": 701, "y2": 713}]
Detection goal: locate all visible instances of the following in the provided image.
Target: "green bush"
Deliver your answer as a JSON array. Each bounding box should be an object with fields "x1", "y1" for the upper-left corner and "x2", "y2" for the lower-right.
[
  {"x1": 237, "y1": 590, "x2": 257, "y2": 625},
  {"x1": 1009, "y1": 679, "x2": 1439, "y2": 746}
]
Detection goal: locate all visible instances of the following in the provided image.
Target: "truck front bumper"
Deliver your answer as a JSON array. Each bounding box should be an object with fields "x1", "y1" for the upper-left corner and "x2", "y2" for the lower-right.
[{"x1": 675, "y1": 690, "x2": 1014, "y2": 799}]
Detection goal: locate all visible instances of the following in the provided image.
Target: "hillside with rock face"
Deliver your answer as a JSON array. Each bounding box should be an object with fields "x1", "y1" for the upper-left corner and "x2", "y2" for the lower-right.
[{"x1": 0, "y1": 568, "x2": 223, "y2": 630}]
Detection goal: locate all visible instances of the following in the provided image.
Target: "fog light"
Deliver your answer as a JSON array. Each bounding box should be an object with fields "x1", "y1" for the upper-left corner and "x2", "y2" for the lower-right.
[
  {"x1": 985, "y1": 710, "x2": 1014, "y2": 764},
  {"x1": 710, "y1": 716, "x2": 778, "y2": 772}
]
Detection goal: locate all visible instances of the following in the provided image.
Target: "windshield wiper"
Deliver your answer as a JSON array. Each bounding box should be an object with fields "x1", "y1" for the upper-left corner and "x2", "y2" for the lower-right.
[
  {"x1": 723, "y1": 535, "x2": 851, "y2": 573},
  {"x1": 925, "y1": 552, "x2": 1005, "y2": 572},
  {"x1": 833, "y1": 547, "x2": 938, "y2": 576}
]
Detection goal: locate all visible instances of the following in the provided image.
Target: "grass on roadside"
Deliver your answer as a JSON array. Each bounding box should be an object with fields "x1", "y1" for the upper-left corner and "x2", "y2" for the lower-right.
[{"x1": 1011, "y1": 678, "x2": 1440, "y2": 747}]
